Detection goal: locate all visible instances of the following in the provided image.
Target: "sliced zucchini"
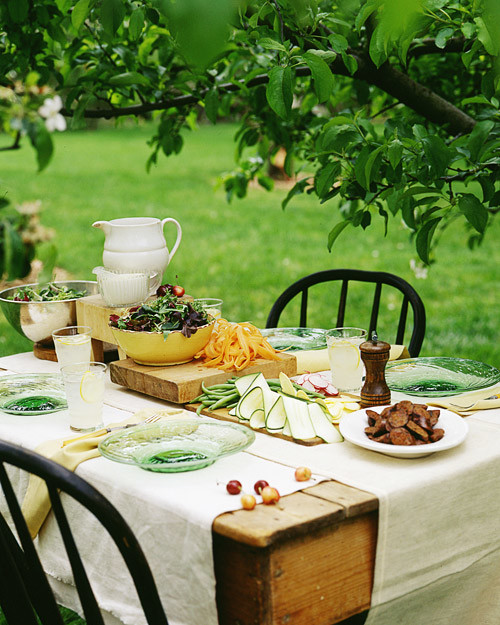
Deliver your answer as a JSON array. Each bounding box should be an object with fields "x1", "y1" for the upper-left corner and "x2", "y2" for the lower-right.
[
  {"x1": 282, "y1": 419, "x2": 292, "y2": 437},
  {"x1": 265, "y1": 396, "x2": 287, "y2": 431},
  {"x1": 308, "y1": 402, "x2": 344, "y2": 443},
  {"x1": 234, "y1": 373, "x2": 260, "y2": 397},
  {"x1": 237, "y1": 386, "x2": 264, "y2": 421},
  {"x1": 249, "y1": 408, "x2": 266, "y2": 429},
  {"x1": 282, "y1": 395, "x2": 316, "y2": 440}
]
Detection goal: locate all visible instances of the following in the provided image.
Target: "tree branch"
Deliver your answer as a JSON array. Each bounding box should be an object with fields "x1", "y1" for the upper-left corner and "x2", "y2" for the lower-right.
[
  {"x1": 0, "y1": 131, "x2": 21, "y2": 152},
  {"x1": 408, "y1": 36, "x2": 467, "y2": 58},
  {"x1": 63, "y1": 51, "x2": 476, "y2": 135}
]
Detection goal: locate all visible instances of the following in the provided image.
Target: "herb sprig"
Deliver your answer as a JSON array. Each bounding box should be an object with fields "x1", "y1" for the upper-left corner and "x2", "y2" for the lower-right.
[{"x1": 109, "y1": 294, "x2": 210, "y2": 339}]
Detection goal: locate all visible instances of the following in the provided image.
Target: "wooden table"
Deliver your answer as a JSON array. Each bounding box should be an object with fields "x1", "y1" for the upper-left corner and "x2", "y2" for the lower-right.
[{"x1": 213, "y1": 480, "x2": 378, "y2": 625}]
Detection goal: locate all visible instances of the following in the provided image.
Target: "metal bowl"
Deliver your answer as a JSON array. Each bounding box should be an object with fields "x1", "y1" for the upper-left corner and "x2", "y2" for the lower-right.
[{"x1": 0, "y1": 280, "x2": 99, "y2": 345}]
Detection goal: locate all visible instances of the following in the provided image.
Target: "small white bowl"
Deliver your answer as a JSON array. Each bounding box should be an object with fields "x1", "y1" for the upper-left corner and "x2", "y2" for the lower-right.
[{"x1": 92, "y1": 267, "x2": 157, "y2": 308}]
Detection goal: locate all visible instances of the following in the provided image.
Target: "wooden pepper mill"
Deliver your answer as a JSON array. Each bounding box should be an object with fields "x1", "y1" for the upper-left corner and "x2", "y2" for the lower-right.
[{"x1": 360, "y1": 332, "x2": 391, "y2": 408}]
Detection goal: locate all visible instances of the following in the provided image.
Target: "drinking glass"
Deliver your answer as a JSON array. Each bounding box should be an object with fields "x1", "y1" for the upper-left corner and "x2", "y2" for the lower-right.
[
  {"x1": 52, "y1": 326, "x2": 92, "y2": 369},
  {"x1": 193, "y1": 298, "x2": 223, "y2": 320},
  {"x1": 61, "y1": 361, "x2": 106, "y2": 432},
  {"x1": 326, "y1": 327, "x2": 368, "y2": 392}
]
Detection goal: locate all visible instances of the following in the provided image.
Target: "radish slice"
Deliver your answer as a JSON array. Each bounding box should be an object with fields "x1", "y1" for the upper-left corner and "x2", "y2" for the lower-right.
[
  {"x1": 325, "y1": 384, "x2": 339, "y2": 396},
  {"x1": 301, "y1": 379, "x2": 316, "y2": 391},
  {"x1": 308, "y1": 373, "x2": 328, "y2": 388}
]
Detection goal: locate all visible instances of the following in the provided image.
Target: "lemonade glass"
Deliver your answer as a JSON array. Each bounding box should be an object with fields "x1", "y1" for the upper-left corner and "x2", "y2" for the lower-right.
[
  {"x1": 61, "y1": 361, "x2": 106, "y2": 432},
  {"x1": 326, "y1": 327, "x2": 367, "y2": 392},
  {"x1": 52, "y1": 326, "x2": 92, "y2": 369},
  {"x1": 193, "y1": 298, "x2": 223, "y2": 319}
]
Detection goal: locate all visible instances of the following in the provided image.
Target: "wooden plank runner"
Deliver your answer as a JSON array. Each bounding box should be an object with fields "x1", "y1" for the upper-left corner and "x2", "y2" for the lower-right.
[
  {"x1": 109, "y1": 352, "x2": 297, "y2": 404},
  {"x1": 185, "y1": 402, "x2": 325, "y2": 446}
]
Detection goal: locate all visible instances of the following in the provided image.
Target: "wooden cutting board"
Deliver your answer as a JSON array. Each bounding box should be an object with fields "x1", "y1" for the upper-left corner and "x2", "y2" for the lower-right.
[
  {"x1": 184, "y1": 403, "x2": 324, "y2": 446},
  {"x1": 109, "y1": 352, "x2": 297, "y2": 404}
]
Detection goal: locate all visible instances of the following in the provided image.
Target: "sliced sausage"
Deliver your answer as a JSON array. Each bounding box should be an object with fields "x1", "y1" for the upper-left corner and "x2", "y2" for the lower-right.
[
  {"x1": 406, "y1": 420, "x2": 429, "y2": 442},
  {"x1": 389, "y1": 427, "x2": 415, "y2": 446}
]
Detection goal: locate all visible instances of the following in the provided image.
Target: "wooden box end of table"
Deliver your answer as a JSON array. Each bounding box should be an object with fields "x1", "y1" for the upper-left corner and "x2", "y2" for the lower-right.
[{"x1": 109, "y1": 352, "x2": 297, "y2": 404}]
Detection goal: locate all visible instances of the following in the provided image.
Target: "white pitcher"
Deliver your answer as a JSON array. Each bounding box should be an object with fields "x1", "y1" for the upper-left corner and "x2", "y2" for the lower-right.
[{"x1": 92, "y1": 217, "x2": 182, "y2": 292}]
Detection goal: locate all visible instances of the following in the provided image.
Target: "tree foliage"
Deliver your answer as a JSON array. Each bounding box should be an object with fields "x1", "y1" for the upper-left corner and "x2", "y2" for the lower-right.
[{"x1": 1, "y1": 0, "x2": 499, "y2": 265}]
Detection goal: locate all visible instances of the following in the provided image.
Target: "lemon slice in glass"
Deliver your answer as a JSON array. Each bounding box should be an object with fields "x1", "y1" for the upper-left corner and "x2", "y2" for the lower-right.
[
  {"x1": 56, "y1": 335, "x2": 90, "y2": 345},
  {"x1": 79, "y1": 371, "x2": 104, "y2": 403}
]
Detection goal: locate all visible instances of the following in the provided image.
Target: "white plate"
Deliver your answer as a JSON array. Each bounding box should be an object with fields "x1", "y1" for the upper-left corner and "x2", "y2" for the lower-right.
[{"x1": 339, "y1": 405, "x2": 468, "y2": 458}]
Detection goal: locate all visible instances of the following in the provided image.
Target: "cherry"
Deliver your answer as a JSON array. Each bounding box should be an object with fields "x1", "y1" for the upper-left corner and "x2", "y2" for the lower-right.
[
  {"x1": 254, "y1": 479, "x2": 269, "y2": 495},
  {"x1": 172, "y1": 285, "x2": 185, "y2": 297},
  {"x1": 261, "y1": 486, "x2": 280, "y2": 505},
  {"x1": 226, "y1": 480, "x2": 242, "y2": 495},
  {"x1": 240, "y1": 494, "x2": 256, "y2": 510},
  {"x1": 294, "y1": 466, "x2": 312, "y2": 482},
  {"x1": 156, "y1": 284, "x2": 173, "y2": 297}
]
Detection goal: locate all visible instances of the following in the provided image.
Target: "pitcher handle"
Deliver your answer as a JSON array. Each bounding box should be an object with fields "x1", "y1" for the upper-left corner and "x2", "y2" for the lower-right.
[{"x1": 161, "y1": 218, "x2": 182, "y2": 261}]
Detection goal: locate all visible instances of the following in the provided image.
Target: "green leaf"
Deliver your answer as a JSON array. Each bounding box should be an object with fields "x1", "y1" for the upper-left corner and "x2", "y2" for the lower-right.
[
  {"x1": 466, "y1": 120, "x2": 495, "y2": 161},
  {"x1": 304, "y1": 52, "x2": 334, "y2": 103},
  {"x1": 327, "y1": 221, "x2": 349, "y2": 251},
  {"x1": 259, "y1": 37, "x2": 287, "y2": 52},
  {"x1": 108, "y1": 72, "x2": 149, "y2": 86},
  {"x1": 129, "y1": 8, "x2": 145, "y2": 41},
  {"x1": 328, "y1": 33, "x2": 348, "y2": 53},
  {"x1": 354, "y1": 146, "x2": 371, "y2": 189},
  {"x1": 364, "y1": 145, "x2": 385, "y2": 190},
  {"x1": 31, "y1": 124, "x2": 54, "y2": 172},
  {"x1": 341, "y1": 52, "x2": 358, "y2": 75},
  {"x1": 204, "y1": 89, "x2": 219, "y2": 125},
  {"x1": 416, "y1": 217, "x2": 441, "y2": 264},
  {"x1": 435, "y1": 27, "x2": 454, "y2": 49},
  {"x1": 458, "y1": 194, "x2": 488, "y2": 234},
  {"x1": 420, "y1": 135, "x2": 454, "y2": 177},
  {"x1": 71, "y1": 0, "x2": 91, "y2": 31},
  {"x1": 55, "y1": 0, "x2": 73, "y2": 12},
  {"x1": 257, "y1": 175, "x2": 274, "y2": 191},
  {"x1": 388, "y1": 139, "x2": 403, "y2": 169},
  {"x1": 315, "y1": 161, "x2": 340, "y2": 198},
  {"x1": 266, "y1": 66, "x2": 293, "y2": 119},
  {"x1": 100, "y1": 0, "x2": 125, "y2": 37},
  {"x1": 168, "y1": 0, "x2": 236, "y2": 68},
  {"x1": 282, "y1": 178, "x2": 309, "y2": 210}
]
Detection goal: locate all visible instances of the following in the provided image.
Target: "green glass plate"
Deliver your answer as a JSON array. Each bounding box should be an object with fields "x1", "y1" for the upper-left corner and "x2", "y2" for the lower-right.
[
  {"x1": 386, "y1": 357, "x2": 500, "y2": 397},
  {"x1": 0, "y1": 373, "x2": 67, "y2": 415},
  {"x1": 261, "y1": 327, "x2": 327, "y2": 351},
  {"x1": 99, "y1": 419, "x2": 255, "y2": 473}
]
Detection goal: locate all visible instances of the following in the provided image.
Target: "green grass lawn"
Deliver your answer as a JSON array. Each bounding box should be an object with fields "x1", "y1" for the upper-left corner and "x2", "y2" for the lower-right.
[{"x1": 1, "y1": 121, "x2": 499, "y2": 365}]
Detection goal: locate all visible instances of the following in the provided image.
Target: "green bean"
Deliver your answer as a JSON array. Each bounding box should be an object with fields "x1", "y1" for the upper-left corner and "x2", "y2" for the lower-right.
[{"x1": 211, "y1": 392, "x2": 240, "y2": 410}]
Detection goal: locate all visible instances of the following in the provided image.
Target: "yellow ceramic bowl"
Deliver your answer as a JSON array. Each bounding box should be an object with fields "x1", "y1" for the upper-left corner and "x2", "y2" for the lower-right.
[{"x1": 110, "y1": 321, "x2": 214, "y2": 366}]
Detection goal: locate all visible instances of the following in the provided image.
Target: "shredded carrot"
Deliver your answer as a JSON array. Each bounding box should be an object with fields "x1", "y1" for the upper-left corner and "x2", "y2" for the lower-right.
[{"x1": 194, "y1": 318, "x2": 281, "y2": 370}]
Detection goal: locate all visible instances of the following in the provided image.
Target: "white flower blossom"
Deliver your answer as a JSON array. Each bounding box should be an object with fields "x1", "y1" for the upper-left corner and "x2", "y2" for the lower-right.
[
  {"x1": 38, "y1": 95, "x2": 66, "y2": 132},
  {"x1": 409, "y1": 258, "x2": 428, "y2": 280}
]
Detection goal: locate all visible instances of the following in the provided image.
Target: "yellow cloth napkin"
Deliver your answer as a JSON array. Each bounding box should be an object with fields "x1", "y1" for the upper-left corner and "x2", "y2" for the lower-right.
[
  {"x1": 295, "y1": 344, "x2": 410, "y2": 374},
  {"x1": 427, "y1": 388, "x2": 500, "y2": 415},
  {"x1": 22, "y1": 407, "x2": 186, "y2": 538}
]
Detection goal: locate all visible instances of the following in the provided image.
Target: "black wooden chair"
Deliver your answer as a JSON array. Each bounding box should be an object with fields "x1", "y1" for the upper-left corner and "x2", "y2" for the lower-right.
[
  {"x1": 266, "y1": 269, "x2": 426, "y2": 357},
  {"x1": 0, "y1": 439, "x2": 169, "y2": 625}
]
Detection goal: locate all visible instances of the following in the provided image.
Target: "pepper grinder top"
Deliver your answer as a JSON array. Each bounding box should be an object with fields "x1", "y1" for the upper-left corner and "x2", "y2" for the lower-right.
[{"x1": 359, "y1": 332, "x2": 391, "y2": 408}]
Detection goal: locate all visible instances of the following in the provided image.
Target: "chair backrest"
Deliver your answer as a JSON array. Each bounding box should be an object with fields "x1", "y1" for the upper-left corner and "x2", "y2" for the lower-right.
[
  {"x1": 0, "y1": 439, "x2": 169, "y2": 625},
  {"x1": 266, "y1": 269, "x2": 426, "y2": 357}
]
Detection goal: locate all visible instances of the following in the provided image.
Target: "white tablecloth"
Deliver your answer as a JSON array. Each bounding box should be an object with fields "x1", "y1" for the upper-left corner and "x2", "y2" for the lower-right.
[{"x1": 2, "y1": 352, "x2": 500, "y2": 625}]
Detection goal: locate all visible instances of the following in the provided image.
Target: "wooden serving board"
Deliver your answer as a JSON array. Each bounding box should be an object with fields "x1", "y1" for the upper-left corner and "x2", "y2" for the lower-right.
[
  {"x1": 184, "y1": 402, "x2": 324, "y2": 446},
  {"x1": 109, "y1": 352, "x2": 297, "y2": 404}
]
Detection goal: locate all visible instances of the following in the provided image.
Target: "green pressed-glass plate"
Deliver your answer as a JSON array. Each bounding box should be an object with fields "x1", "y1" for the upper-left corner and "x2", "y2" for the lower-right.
[
  {"x1": 261, "y1": 327, "x2": 327, "y2": 351},
  {"x1": 99, "y1": 419, "x2": 255, "y2": 472},
  {"x1": 386, "y1": 357, "x2": 500, "y2": 397},
  {"x1": 0, "y1": 374, "x2": 67, "y2": 415}
]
